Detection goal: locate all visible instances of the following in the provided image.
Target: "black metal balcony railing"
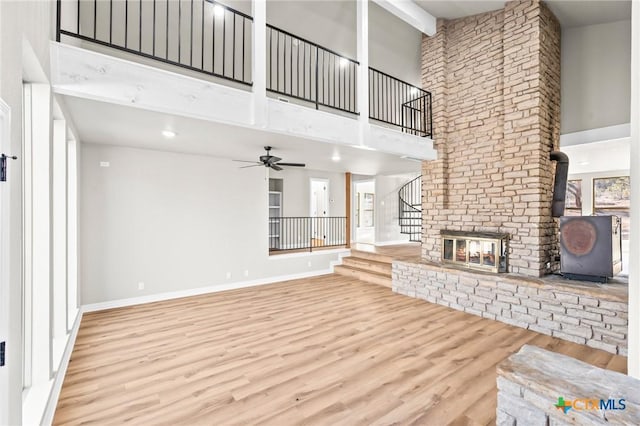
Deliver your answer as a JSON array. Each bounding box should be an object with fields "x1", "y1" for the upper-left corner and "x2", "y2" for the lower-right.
[
  {"x1": 55, "y1": 2, "x2": 432, "y2": 136},
  {"x1": 369, "y1": 67, "x2": 432, "y2": 137},
  {"x1": 269, "y1": 217, "x2": 347, "y2": 253},
  {"x1": 56, "y1": 0, "x2": 253, "y2": 85},
  {"x1": 266, "y1": 25, "x2": 359, "y2": 115}
]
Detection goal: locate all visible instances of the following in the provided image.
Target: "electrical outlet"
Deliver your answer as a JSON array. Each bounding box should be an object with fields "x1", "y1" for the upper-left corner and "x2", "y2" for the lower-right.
[
  {"x1": 226, "y1": 272, "x2": 232, "y2": 279},
  {"x1": 138, "y1": 281, "x2": 145, "y2": 290},
  {"x1": 307, "y1": 261, "x2": 312, "y2": 267},
  {"x1": 100, "y1": 161, "x2": 110, "y2": 167},
  {"x1": 0, "y1": 341, "x2": 5, "y2": 367},
  {"x1": 244, "y1": 270, "x2": 249, "y2": 277}
]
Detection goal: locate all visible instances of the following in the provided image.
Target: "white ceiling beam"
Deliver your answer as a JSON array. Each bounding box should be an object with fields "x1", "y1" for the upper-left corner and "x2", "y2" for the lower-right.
[{"x1": 372, "y1": 0, "x2": 437, "y2": 36}]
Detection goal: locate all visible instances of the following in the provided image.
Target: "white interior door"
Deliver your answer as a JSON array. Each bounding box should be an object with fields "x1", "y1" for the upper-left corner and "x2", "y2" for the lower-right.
[
  {"x1": 310, "y1": 179, "x2": 329, "y2": 244},
  {"x1": 0, "y1": 99, "x2": 11, "y2": 424}
]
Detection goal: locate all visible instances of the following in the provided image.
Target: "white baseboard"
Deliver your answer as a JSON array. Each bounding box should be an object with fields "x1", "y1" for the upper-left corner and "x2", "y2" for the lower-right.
[
  {"x1": 82, "y1": 268, "x2": 338, "y2": 313},
  {"x1": 40, "y1": 309, "x2": 83, "y2": 426}
]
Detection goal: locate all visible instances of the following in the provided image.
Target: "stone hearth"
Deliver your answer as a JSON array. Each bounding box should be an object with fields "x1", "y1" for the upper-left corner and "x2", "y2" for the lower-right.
[{"x1": 393, "y1": 259, "x2": 628, "y2": 355}]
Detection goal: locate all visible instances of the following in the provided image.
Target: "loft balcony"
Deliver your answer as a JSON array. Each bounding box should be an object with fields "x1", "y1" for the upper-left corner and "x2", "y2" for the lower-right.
[{"x1": 52, "y1": 0, "x2": 436, "y2": 161}]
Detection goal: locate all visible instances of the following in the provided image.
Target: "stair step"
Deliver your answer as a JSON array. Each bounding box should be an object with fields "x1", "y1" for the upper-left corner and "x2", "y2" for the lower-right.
[
  {"x1": 334, "y1": 265, "x2": 392, "y2": 287},
  {"x1": 349, "y1": 249, "x2": 395, "y2": 264},
  {"x1": 342, "y1": 256, "x2": 392, "y2": 276}
]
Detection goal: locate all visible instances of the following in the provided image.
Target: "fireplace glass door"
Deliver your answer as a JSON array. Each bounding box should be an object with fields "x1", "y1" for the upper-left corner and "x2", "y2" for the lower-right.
[{"x1": 441, "y1": 232, "x2": 508, "y2": 273}]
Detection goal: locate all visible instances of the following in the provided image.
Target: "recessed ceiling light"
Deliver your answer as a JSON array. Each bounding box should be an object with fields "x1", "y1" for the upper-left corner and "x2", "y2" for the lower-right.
[
  {"x1": 339, "y1": 57, "x2": 349, "y2": 67},
  {"x1": 410, "y1": 87, "x2": 419, "y2": 96},
  {"x1": 162, "y1": 130, "x2": 176, "y2": 138},
  {"x1": 332, "y1": 154, "x2": 341, "y2": 162},
  {"x1": 214, "y1": 4, "x2": 225, "y2": 17},
  {"x1": 579, "y1": 161, "x2": 590, "y2": 166}
]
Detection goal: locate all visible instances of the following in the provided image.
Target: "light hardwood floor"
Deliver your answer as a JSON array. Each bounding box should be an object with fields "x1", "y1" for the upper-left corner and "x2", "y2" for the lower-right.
[{"x1": 54, "y1": 274, "x2": 627, "y2": 425}]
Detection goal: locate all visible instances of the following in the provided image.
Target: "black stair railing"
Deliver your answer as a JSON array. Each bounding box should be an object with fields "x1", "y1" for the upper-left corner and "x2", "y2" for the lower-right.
[
  {"x1": 56, "y1": 0, "x2": 253, "y2": 86},
  {"x1": 266, "y1": 25, "x2": 359, "y2": 115},
  {"x1": 269, "y1": 216, "x2": 347, "y2": 253},
  {"x1": 398, "y1": 176, "x2": 422, "y2": 242},
  {"x1": 369, "y1": 67, "x2": 432, "y2": 137}
]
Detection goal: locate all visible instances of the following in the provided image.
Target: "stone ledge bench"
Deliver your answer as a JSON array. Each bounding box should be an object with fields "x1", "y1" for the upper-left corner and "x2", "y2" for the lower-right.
[{"x1": 497, "y1": 345, "x2": 639, "y2": 425}]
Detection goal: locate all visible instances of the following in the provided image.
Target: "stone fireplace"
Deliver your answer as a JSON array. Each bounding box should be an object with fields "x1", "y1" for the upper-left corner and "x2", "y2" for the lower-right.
[
  {"x1": 420, "y1": 0, "x2": 561, "y2": 278},
  {"x1": 392, "y1": 0, "x2": 629, "y2": 355}
]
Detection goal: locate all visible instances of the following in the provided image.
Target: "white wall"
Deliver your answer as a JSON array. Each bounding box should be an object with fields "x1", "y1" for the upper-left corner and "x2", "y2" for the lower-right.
[
  {"x1": 0, "y1": 1, "x2": 55, "y2": 424},
  {"x1": 275, "y1": 168, "x2": 345, "y2": 217},
  {"x1": 368, "y1": 2, "x2": 422, "y2": 86},
  {"x1": 80, "y1": 144, "x2": 344, "y2": 304},
  {"x1": 267, "y1": 0, "x2": 356, "y2": 60},
  {"x1": 375, "y1": 173, "x2": 416, "y2": 244},
  {"x1": 562, "y1": 19, "x2": 631, "y2": 134}
]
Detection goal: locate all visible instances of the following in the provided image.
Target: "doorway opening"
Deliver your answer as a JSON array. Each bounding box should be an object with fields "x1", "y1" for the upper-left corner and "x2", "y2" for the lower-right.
[{"x1": 354, "y1": 180, "x2": 375, "y2": 244}]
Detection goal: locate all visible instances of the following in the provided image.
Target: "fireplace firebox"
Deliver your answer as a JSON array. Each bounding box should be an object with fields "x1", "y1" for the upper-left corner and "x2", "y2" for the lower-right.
[{"x1": 441, "y1": 230, "x2": 509, "y2": 273}]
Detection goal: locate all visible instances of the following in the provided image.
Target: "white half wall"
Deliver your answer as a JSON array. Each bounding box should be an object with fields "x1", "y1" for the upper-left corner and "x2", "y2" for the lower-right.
[{"x1": 80, "y1": 144, "x2": 346, "y2": 305}]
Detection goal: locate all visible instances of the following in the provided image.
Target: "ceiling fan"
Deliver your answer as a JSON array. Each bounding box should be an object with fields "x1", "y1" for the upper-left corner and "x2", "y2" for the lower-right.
[{"x1": 233, "y1": 146, "x2": 306, "y2": 171}]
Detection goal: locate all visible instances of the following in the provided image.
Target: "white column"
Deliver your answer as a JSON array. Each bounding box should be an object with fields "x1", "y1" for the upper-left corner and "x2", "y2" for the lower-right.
[
  {"x1": 52, "y1": 120, "x2": 67, "y2": 367},
  {"x1": 252, "y1": 0, "x2": 267, "y2": 128},
  {"x1": 628, "y1": 0, "x2": 640, "y2": 379},
  {"x1": 29, "y1": 84, "x2": 52, "y2": 384},
  {"x1": 67, "y1": 138, "x2": 79, "y2": 327},
  {"x1": 356, "y1": 0, "x2": 369, "y2": 145}
]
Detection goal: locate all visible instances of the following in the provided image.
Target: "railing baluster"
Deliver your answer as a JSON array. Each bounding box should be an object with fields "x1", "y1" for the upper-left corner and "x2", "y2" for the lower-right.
[
  {"x1": 242, "y1": 17, "x2": 245, "y2": 82},
  {"x1": 139, "y1": 0, "x2": 142, "y2": 51},
  {"x1": 200, "y1": 0, "x2": 204, "y2": 68},
  {"x1": 314, "y1": 47, "x2": 318, "y2": 109},
  {"x1": 190, "y1": 0, "x2": 194, "y2": 65},
  {"x1": 94, "y1": 0, "x2": 97, "y2": 39},
  {"x1": 232, "y1": 14, "x2": 236, "y2": 79},
  {"x1": 153, "y1": 0, "x2": 156, "y2": 56},
  {"x1": 125, "y1": 0, "x2": 128, "y2": 47},
  {"x1": 212, "y1": 3, "x2": 216, "y2": 73}
]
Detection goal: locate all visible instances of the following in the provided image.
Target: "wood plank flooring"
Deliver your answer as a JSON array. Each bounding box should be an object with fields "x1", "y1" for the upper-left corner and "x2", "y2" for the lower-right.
[{"x1": 54, "y1": 274, "x2": 627, "y2": 425}]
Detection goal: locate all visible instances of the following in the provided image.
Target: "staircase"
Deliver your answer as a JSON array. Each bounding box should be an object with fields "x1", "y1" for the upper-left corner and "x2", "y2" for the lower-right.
[
  {"x1": 399, "y1": 175, "x2": 422, "y2": 242},
  {"x1": 334, "y1": 249, "x2": 393, "y2": 287}
]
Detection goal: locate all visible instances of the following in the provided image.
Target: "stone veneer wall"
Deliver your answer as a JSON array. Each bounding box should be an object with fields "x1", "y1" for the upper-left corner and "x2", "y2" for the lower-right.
[
  {"x1": 420, "y1": 0, "x2": 562, "y2": 277},
  {"x1": 393, "y1": 261, "x2": 628, "y2": 355},
  {"x1": 497, "y1": 345, "x2": 639, "y2": 425}
]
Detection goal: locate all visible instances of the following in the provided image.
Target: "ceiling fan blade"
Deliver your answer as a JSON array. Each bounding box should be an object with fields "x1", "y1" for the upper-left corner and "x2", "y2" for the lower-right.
[
  {"x1": 270, "y1": 164, "x2": 283, "y2": 171},
  {"x1": 266, "y1": 156, "x2": 282, "y2": 164},
  {"x1": 233, "y1": 159, "x2": 261, "y2": 164},
  {"x1": 277, "y1": 162, "x2": 306, "y2": 167},
  {"x1": 239, "y1": 164, "x2": 264, "y2": 169}
]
